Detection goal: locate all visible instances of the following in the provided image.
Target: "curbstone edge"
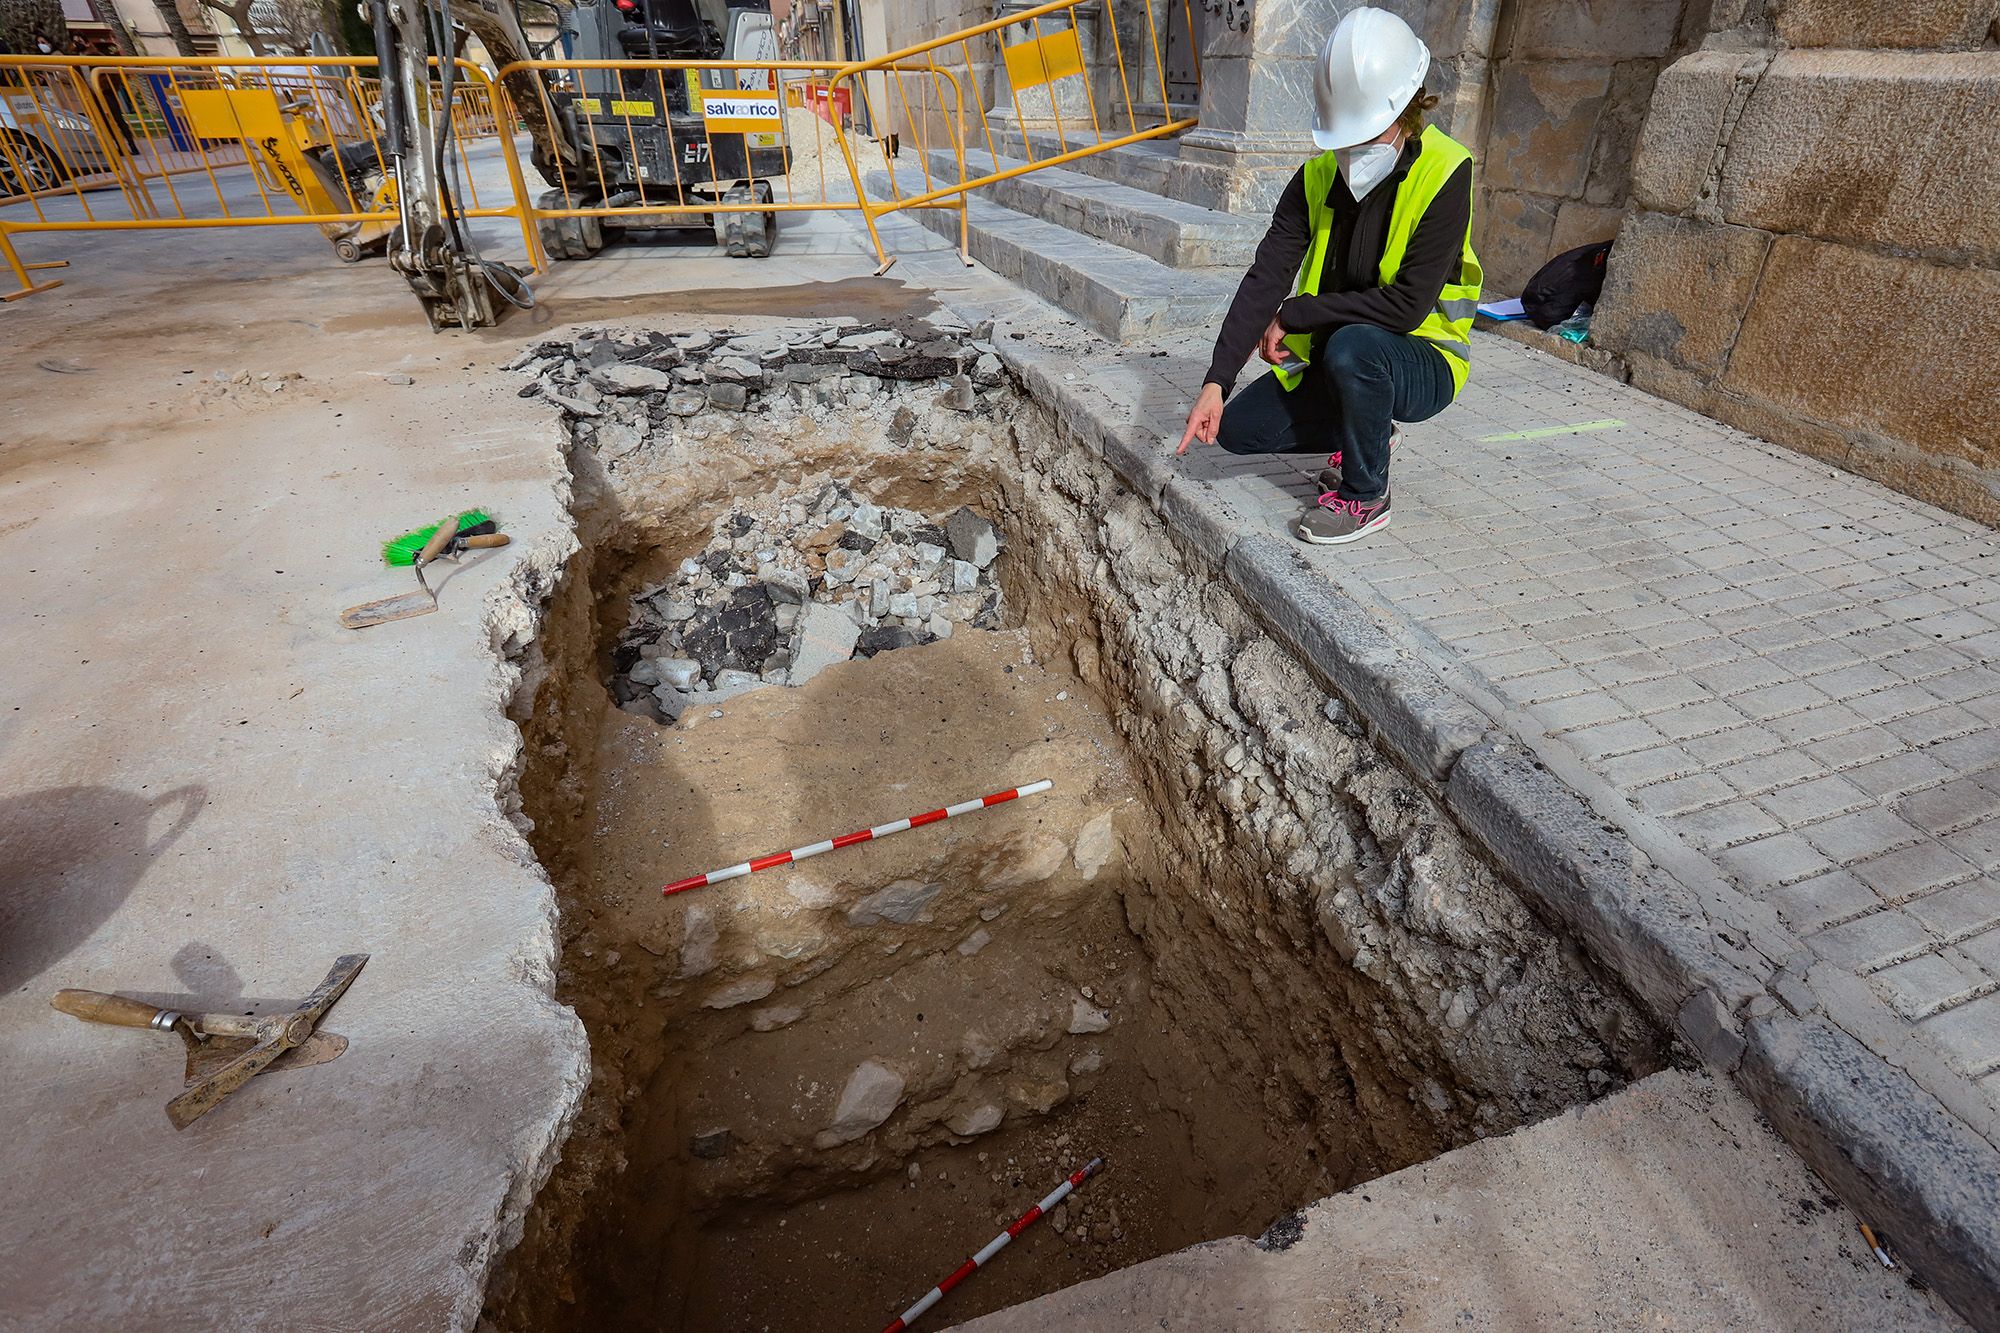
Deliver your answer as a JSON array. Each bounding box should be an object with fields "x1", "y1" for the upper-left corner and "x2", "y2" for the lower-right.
[
  {"x1": 1445, "y1": 740, "x2": 1772, "y2": 1024},
  {"x1": 1740, "y1": 1011, "x2": 2000, "y2": 1332},
  {"x1": 1225, "y1": 535, "x2": 1490, "y2": 780},
  {"x1": 1157, "y1": 476, "x2": 1242, "y2": 566}
]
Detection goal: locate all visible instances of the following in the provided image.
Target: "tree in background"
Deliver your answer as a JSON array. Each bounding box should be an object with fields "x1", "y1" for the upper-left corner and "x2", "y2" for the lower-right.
[
  {"x1": 195, "y1": 0, "x2": 277, "y2": 52},
  {"x1": 152, "y1": 0, "x2": 199, "y2": 55},
  {"x1": 0, "y1": 0, "x2": 68, "y2": 51},
  {"x1": 87, "y1": 0, "x2": 138, "y2": 53},
  {"x1": 192, "y1": 0, "x2": 339, "y2": 54},
  {"x1": 272, "y1": 0, "x2": 339, "y2": 51},
  {"x1": 335, "y1": 0, "x2": 370, "y2": 56}
]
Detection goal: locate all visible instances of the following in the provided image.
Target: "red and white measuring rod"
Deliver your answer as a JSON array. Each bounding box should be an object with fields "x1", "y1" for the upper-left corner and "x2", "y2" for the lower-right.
[
  {"x1": 661, "y1": 779, "x2": 1054, "y2": 897},
  {"x1": 883, "y1": 1156, "x2": 1105, "y2": 1333}
]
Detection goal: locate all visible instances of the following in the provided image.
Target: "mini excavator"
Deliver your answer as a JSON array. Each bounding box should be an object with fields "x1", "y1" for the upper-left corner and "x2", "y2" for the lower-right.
[{"x1": 366, "y1": 0, "x2": 786, "y2": 329}]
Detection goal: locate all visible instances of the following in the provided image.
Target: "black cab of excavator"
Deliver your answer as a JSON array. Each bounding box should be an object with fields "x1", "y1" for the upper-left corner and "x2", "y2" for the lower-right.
[{"x1": 610, "y1": 0, "x2": 720, "y2": 58}]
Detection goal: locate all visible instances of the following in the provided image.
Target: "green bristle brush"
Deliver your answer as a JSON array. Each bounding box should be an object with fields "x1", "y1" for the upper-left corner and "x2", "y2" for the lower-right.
[{"x1": 382, "y1": 510, "x2": 500, "y2": 566}]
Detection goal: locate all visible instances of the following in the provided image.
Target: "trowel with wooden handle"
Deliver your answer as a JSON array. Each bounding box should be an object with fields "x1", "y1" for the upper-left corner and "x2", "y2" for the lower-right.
[
  {"x1": 51, "y1": 953, "x2": 368, "y2": 1130},
  {"x1": 339, "y1": 514, "x2": 511, "y2": 629}
]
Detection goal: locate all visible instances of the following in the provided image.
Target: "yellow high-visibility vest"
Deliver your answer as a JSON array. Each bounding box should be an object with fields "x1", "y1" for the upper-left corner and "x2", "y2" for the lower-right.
[{"x1": 1275, "y1": 124, "x2": 1483, "y2": 396}]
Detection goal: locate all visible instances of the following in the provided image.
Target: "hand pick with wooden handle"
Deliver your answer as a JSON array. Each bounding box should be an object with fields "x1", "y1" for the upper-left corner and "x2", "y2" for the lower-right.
[
  {"x1": 52, "y1": 955, "x2": 369, "y2": 1129},
  {"x1": 163, "y1": 953, "x2": 368, "y2": 1129}
]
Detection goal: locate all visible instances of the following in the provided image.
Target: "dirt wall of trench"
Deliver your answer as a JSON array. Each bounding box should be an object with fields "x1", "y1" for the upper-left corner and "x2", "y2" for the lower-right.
[{"x1": 992, "y1": 394, "x2": 1669, "y2": 1164}]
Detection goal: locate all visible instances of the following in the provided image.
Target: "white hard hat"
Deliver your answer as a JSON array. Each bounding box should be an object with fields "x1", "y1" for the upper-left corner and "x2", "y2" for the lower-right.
[{"x1": 1312, "y1": 7, "x2": 1431, "y2": 150}]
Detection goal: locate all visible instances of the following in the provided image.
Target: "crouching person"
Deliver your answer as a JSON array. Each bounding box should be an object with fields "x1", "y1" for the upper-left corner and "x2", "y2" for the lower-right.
[{"x1": 1177, "y1": 7, "x2": 1482, "y2": 546}]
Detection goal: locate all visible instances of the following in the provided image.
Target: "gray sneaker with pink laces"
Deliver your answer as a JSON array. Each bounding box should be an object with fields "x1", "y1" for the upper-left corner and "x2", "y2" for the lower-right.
[
  {"x1": 1313, "y1": 426, "x2": 1401, "y2": 494},
  {"x1": 1295, "y1": 491, "x2": 1391, "y2": 545}
]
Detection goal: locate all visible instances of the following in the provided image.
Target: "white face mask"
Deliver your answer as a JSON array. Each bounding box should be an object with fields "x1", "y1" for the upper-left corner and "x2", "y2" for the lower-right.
[{"x1": 1336, "y1": 139, "x2": 1400, "y2": 200}]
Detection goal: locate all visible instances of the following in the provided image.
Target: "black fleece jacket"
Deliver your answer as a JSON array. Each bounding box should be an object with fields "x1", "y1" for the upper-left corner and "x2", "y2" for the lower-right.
[{"x1": 1203, "y1": 136, "x2": 1472, "y2": 395}]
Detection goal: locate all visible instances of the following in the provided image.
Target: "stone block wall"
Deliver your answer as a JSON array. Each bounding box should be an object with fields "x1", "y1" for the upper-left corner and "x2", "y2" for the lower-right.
[
  {"x1": 873, "y1": 0, "x2": 1159, "y2": 149},
  {"x1": 1466, "y1": 0, "x2": 1707, "y2": 294},
  {"x1": 1591, "y1": 8, "x2": 2000, "y2": 524},
  {"x1": 869, "y1": 0, "x2": 996, "y2": 146}
]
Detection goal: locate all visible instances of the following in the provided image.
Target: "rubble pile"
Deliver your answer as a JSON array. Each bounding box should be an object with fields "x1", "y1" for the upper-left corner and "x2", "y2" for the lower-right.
[
  {"x1": 510, "y1": 317, "x2": 1009, "y2": 461},
  {"x1": 610, "y1": 483, "x2": 1006, "y2": 722}
]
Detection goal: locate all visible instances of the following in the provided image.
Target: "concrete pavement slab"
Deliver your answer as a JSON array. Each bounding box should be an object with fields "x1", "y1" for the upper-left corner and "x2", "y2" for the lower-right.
[{"x1": 961, "y1": 1070, "x2": 1958, "y2": 1332}]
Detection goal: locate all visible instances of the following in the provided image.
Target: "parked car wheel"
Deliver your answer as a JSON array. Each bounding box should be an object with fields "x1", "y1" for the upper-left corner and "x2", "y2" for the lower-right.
[{"x1": 0, "y1": 131, "x2": 64, "y2": 196}]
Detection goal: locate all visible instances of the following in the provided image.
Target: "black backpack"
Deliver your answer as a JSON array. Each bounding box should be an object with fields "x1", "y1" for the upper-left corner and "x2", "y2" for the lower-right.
[{"x1": 1523, "y1": 241, "x2": 1613, "y2": 329}]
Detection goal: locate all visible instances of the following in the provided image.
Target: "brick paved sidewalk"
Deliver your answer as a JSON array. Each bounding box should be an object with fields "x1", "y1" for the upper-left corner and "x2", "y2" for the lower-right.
[{"x1": 1170, "y1": 331, "x2": 2000, "y2": 1138}]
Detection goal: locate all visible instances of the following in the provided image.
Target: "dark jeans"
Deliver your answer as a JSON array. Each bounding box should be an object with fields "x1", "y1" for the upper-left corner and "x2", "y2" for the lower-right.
[{"x1": 1216, "y1": 323, "x2": 1454, "y2": 501}]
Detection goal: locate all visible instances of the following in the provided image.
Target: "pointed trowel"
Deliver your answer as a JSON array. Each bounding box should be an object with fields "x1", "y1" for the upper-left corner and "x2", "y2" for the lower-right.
[{"x1": 340, "y1": 514, "x2": 510, "y2": 629}]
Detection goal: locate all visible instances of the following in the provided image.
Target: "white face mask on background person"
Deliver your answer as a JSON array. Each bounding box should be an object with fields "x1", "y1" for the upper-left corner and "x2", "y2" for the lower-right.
[{"x1": 1336, "y1": 138, "x2": 1400, "y2": 200}]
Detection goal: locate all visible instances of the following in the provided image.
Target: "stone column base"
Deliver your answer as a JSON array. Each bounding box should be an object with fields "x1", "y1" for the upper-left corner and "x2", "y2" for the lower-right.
[
  {"x1": 987, "y1": 1, "x2": 1102, "y2": 134},
  {"x1": 1175, "y1": 126, "x2": 1314, "y2": 214}
]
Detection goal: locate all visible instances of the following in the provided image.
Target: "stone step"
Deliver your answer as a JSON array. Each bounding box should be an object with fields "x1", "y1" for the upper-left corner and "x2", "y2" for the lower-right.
[
  {"x1": 872, "y1": 173, "x2": 1232, "y2": 343},
  {"x1": 985, "y1": 122, "x2": 1185, "y2": 196},
  {"x1": 923, "y1": 146, "x2": 1260, "y2": 270}
]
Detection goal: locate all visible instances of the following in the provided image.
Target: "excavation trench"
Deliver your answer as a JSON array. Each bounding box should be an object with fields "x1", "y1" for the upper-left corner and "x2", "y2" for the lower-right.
[{"x1": 490, "y1": 319, "x2": 1670, "y2": 1331}]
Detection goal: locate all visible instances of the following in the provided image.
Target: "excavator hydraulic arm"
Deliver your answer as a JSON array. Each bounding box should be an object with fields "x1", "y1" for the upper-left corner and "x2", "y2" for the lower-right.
[
  {"x1": 433, "y1": 0, "x2": 577, "y2": 180},
  {"x1": 369, "y1": 0, "x2": 538, "y2": 329}
]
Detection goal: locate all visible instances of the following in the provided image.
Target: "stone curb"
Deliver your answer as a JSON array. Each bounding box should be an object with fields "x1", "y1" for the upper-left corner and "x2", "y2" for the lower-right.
[
  {"x1": 989, "y1": 331, "x2": 2000, "y2": 1325},
  {"x1": 1443, "y1": 740, "x2": 1773, "y2": 1047},
  {"x1": 1741, "y1": 1012, "x2": 2000, "y2": 1333},
  {"x1": 1225, "y1": 536, "x2": 1492, "y2": 782},
  {"x1": 1003, "y1": 347, "x2": 1491, "y2": 782}
]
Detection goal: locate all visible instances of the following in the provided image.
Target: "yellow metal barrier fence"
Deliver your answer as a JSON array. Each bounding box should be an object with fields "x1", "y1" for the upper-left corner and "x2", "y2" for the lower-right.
[
  {"x1": 829, "y1": 0, "x2": 1201, "y2": 257},
  {"x1": 0, "y1": 54, "x2": 534, "y2": 297},
  {"x1": 487, "y1": 57, "x2": 968, "y2": 273},
  {"x1": 0, "y1": 9, "x2": 1201, "y2": 307}
]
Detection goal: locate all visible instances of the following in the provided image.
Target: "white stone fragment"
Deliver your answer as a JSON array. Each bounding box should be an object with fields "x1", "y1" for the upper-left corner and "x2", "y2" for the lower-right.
[
  {"x1": 839, "y1": 328, "x2": 903, "y2": 350},
  {"x1": 1067, "y1": 999, "x2": 1111, "y2": 1034},
  {"x1": 703, "y1": 975, "x2": 776, "y2": 1009},
  {"x1": 946, "y1": 1103, "x2": 1004, "y2": 1137},
  {"x1": 1073, "y1": 811, "x2": 1118, "y2": 880},
  {"x1": 816, "y1": 1058, "x2": 906, "y2": 1146},
  {"x1": 763, "y1": 566, "x2": 809, "y2": 605},
  {"x1": 651, "y1": 656, "x2": 702, "y2": 690},
  {"x1": 847, "y1": 878, "x2": 940, "y2": 926},
  {"x1": 677, "y1": 904, "x2": 717, "y2": 978},
  {"x1": 944, "y1": 507, "x2": 1000, "y2": 569},
  {"x1": 590, "y1": 362, "x2": 674, "y2": 394},
  {"x1": 788, "y1": 602, "x2": 861, "y2": 687},
  {"x1": 751, "y1": 1005, "x2": 803, "y2": 1032}
]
